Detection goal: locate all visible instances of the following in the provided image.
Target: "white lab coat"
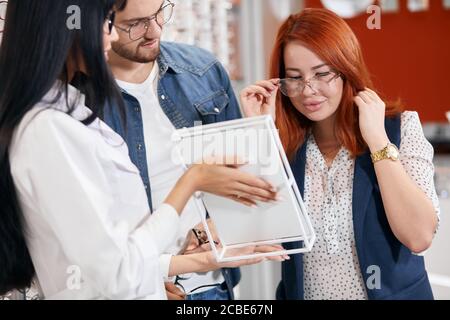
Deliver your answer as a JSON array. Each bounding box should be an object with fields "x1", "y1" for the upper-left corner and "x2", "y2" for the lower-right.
[{"x1": 9, "y1": 83, "x2": 180, "y2": 299}]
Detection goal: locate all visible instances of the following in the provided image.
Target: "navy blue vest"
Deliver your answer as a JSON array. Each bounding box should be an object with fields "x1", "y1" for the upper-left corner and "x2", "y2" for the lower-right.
[{"x1": 276, "y1": 116, "x2": 434, "y2": 300}]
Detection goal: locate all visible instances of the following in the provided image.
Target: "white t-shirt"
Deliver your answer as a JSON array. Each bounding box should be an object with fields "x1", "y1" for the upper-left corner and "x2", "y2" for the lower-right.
[{"x1": 116, "y1": 62, "x2": 224, "y2": 294}]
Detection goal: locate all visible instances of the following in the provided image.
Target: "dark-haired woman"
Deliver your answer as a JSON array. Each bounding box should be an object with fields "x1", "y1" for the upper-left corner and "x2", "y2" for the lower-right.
[{"x1": 0, "y1": 0, "x2": 282, "y2": 299}]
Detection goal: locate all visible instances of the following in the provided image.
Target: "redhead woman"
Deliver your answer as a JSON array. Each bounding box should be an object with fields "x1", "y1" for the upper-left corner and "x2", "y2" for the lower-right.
[{"x1": 240, "y1": 8, "x2": 440, "y2": 300}]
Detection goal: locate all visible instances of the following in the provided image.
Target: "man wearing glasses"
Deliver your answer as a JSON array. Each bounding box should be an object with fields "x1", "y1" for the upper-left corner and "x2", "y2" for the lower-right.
[{"x1": 103, "y1": 0, "x2": 242, "y2": 300}]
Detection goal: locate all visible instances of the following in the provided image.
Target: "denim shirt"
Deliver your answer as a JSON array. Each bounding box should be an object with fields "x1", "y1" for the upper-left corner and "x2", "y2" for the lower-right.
[{"x1": 102, "y1": 41, "x2": 242, "y2": 296}]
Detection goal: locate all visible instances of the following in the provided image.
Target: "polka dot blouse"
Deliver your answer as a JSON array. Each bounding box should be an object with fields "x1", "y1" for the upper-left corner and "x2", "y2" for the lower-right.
[{"x1": 302, "y1": 111, "x2": 441, "y2": 300}]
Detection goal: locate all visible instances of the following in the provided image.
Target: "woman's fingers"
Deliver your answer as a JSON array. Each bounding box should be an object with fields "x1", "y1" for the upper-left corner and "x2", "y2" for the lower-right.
[
  {"x1": 357, "y1": 88, "x2": 383, "y2": 104},
  {"x1": 191, "y1": 161, "x2": 280, "y2": 205},
  {"x1": 225, "y1": 247, "x2": 289, "y2": 265},
  {"x1": 270, "y1": 78, "x2": 281, "y2": 85},
  {"x1": 229, "y1": 191, "x2": 275, "y2": 206},
  {"x1": 357, "y1": 91, "x2": 372, "y2": 104},
  {"x1": 255, "y1": 79, "x2": 279, "y2": 91},
  {"x1": 255, "y1": 245, "x2": 284, "y2": 252},
  {"x1": 198, "y1": 155, "x2": 248, "y2": 167},
  {"x1": 184, "y1": 243, "x2": 213, "y2": 255},
  {"x1": 202, "y1": 160, "x2": 278, "y2": 200},
  {"x1": 242, "y1": 85, "x2": 272, "y2": 99},
  {"x1": 227, "y1": 195, "x2": 258, "y2": 207},
  {"x1": 355, "y1": 89, "x2": 385, "y2": 112},
  {"x1": 265, "y1": 255, "x2": 289, "y2": 262},
  {"x1": 213, "y1": 244, "x2": 290, "y2": 268},
  {"x1": 234, "y1": 182, "x2": 278, "y2": 202},
  {"x1": 240, "y1": 177, "x2": 278, "y2": 197},
  {"x1": 241, "y1": 79, "x2": 280, "y2": 99},
  {"x1": 240, "y1": 79, "x2": 279, "y2": 119},
  {"x1": 235, "y1": 170, "x2": 276, "y2": 191},
  {"x1": 354, "y1": 95, "x2": 365, "y2": 108},
  {"x1": 255, "y1": 245, "x2": 290, "y2": 261},
  {"x1": 364, "y1": 87, "x2": 382, "y2": 101}
]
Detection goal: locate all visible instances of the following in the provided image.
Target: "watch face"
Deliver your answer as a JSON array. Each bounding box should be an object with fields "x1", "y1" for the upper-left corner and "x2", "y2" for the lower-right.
[{"x1": 387, "y1": 144, "x2": 399, "y2": 160}]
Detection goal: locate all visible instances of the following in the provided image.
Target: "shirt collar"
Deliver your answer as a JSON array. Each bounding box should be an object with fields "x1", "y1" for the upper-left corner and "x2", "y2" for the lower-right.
[{"x1": 157, "y1": 45, "x2": 184, "y2": 76}]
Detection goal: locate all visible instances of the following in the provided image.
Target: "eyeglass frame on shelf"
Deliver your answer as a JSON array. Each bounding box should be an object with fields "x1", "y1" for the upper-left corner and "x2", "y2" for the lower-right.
[
  {"x1": 0, "y1": 1, "x2": 8, "y2": 34},
  {"x1": 191, "y1": 228, "x2": 219, "y2": 247}
]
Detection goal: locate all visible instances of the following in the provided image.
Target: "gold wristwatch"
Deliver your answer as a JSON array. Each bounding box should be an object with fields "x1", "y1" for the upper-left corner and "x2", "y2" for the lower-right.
[{"x1": 370, "y1": 143, "x2": 399, "y2": 163}]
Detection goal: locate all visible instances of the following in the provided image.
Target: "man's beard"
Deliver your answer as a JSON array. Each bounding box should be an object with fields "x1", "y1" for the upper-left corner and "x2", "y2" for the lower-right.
[{"x1": 111, "y1": 39, "x2": 160, "y2": 63}]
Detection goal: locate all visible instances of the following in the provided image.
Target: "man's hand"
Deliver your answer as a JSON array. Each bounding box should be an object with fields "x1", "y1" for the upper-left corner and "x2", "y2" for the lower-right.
[{"x1": 165, "y1": 282, "x2": 186, "y2": 300}]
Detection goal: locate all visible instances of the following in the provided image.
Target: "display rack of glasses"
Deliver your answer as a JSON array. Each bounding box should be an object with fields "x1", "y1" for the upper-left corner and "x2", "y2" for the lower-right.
[
  {"x1": 163, "y1": 0, "x2": 242, "y2": 81},
  {"x1": 0, "y1": 0, "x2": 243, "y2": 80},
  {"x1": 0, "y1": 1, "x2": 7, "y2": 43},
  {"x1": 0, "y1": 286, "x2": 40, "y2": 301}
]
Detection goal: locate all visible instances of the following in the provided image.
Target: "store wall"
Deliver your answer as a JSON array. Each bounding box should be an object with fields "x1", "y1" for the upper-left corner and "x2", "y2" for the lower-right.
[{"x1": 304, "y1": 0, "x2": 450, "y2": 122}]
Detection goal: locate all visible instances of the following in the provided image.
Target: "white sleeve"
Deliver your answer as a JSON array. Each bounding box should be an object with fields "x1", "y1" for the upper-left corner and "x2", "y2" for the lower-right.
[
  {"x1": 399, "y1": 111, "x2": 441, "y2": 222},
  {"x1": 139, "y1": 204, "x2": 180, "y2": 253},
  {"x1": 159, "y1": 254, "x2": 174, "y2": 281},
  {"x1": 399, "y1": 111, "x2": 441, "y2": 256},
  {"x1": 11, "y1": 110, "x2": 180, "y2": 299}
]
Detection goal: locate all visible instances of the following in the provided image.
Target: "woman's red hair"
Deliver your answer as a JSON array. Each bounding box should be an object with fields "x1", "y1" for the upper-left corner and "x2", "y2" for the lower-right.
[{"x1": 271, "y1": 8, "x2": 402, "y2": 159}]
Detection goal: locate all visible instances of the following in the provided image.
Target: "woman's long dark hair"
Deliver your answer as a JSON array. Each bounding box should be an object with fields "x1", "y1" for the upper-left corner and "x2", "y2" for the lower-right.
[{"x1": 0, "y1": 0, "x2": 126, "y2": 294}]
